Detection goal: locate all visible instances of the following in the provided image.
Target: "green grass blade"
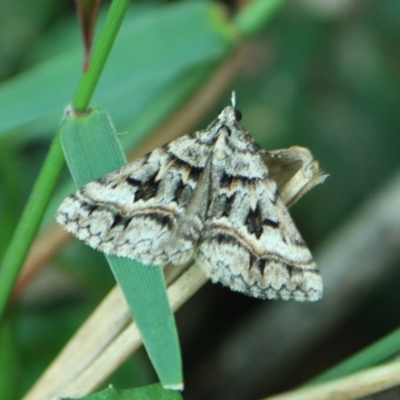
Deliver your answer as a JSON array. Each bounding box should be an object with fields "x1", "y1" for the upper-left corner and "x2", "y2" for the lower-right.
[
  {"x1": 307, "y1": 326, "x2": 400, "y2": 385},
  {"x1": 233, "y1": 0, "x2": 288, "y2": 37},
  {"x1": 60, "y1": 108, "x2": 182, "y2": 389},
  {"x1": 61, "y1": 383, "x2": 183, "y2": 400},
  {"x1": 110, "y1": 258, "x2": 181, "y2": 387}
]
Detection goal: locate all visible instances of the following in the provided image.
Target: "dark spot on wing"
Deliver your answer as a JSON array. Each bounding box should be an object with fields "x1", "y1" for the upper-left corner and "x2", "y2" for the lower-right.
[
  {"x1": 126, "y1": 177, "x2": 141, "y2": 186},
  {"x1": 263, "y1": 218, "x2": 279, "y2": 229},
  {"x1": 188, "y1": 166, "x2": 203, "y2": 182},
  {"x1": 222, "y1": 193, "x2": 236, "y2": 217},
  {"x1": 171, "y1": 157, "x2": 189, "y2": 171},
  {"x1": 172, "y1": 179, "x2": 186, "y2": 202},
  {"x1": 110, "y1": 213, "x2": 132, "y2": 230},
  {"x1": 271, "y1": 187, "x2": 280, "y2": 204},
  {"x1": 220, "y1": 172, "x2": 233, "y2": 188},
  {"x1": 220, "y1": 172, "x2": 260, "y2": 188},
  {"x1": 245, "y1": 203, "x2": 279, "y2": 239},
  {"x1": 110, "y1": 213, "x2": 122, "y2": 229},
  {"x1": 249, "y1": 254, "x2": 267, "y2": 274},
  {"x1": 127, "y1": 172, "x2": 160, "y2": 202},
  {"x1": 84, "y1": 203, "x2": 99, "y2": 215},
  {"x1": 144, "y1": 212, "x2": 173, "y2": 230},
  {"x1": 294, "y1": 239, "x2": 306, "y2": 247},
  {"x1": 245, "y1": 204, "x2": 264, "y2": 239}
]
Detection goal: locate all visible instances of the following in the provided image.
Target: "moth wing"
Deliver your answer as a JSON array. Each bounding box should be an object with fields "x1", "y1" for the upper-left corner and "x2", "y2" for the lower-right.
[
  {"x1": 56, "y1": 131, "x2": 214, "y2": 266},
  {"x1": 196, "y1": 128, "x2": 323, "y2": 301}
]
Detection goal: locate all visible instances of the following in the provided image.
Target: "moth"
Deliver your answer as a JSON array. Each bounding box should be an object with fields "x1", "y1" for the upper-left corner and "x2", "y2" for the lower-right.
[{"x1": 56, "y1": 95, "x2": 326, "y2": 301}]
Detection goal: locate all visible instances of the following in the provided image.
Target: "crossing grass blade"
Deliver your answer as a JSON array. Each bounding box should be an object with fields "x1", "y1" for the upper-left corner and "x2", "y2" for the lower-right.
[
  {"x1": 60, "y1": 108, "x2": 182, "y2": 389},
  {"x1": 307, "y1": 326, "x2": 400, "y2": 385}
]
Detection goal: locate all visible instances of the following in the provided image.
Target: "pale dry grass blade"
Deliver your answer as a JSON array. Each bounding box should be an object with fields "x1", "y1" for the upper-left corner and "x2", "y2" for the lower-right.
[
  {"x1": 23, "y1": 266, "x2": 207, "y2": 400},
  {"x1": 264, "y1": 361, "x2": 400, "y2": 400}
]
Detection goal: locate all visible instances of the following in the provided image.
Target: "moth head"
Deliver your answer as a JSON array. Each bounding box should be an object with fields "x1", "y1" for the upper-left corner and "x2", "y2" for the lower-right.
[
  {"x1": 217, "y1": 106, "x2": 243, "y2": 124},
  {"x1": 234, "y1": 109, "x2": 242, "y2": 121}
]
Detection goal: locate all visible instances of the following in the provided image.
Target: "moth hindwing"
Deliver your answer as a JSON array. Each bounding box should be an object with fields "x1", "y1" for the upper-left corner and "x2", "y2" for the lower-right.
[{"x1": 56, "y1": 104, "x2": 325, "y2": 301}]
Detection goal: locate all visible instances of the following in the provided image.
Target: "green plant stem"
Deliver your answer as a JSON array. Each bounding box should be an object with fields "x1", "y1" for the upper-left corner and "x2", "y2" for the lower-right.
[
  {"x1": 0, "y1": 0, "x2": 131, "y2": 323},
  {"x1": 73, "y1": 0, "x2": 131, "y2": 111},
  {"x1": 0, "y1": 135, "x2": 64, "y2": 321},
  {"x1": 234, "y1": 0, "x2": 288, "y2": 37}
]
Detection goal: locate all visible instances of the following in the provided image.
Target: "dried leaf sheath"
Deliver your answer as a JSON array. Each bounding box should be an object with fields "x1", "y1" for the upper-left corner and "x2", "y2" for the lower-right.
[{"x1": 56, "y1": 104, "x2": 325, "y2": 301}]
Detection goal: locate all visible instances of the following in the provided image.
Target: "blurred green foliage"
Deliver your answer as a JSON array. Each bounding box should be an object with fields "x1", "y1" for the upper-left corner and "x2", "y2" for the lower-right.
[{"x1": 1, "y1": 0, "x2": 400, "y2": 399}]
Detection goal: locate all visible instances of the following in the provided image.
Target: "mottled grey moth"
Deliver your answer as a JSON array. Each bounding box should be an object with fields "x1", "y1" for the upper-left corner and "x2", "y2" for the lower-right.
[{"x1": 56, "y1": 95, "x2": 326, "y2": 301}]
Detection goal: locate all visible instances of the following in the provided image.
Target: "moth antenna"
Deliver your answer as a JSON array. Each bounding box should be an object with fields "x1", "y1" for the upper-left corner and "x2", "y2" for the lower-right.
[{"x1": 231, "y1": 91, "x2": 236, "y2": 108}]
